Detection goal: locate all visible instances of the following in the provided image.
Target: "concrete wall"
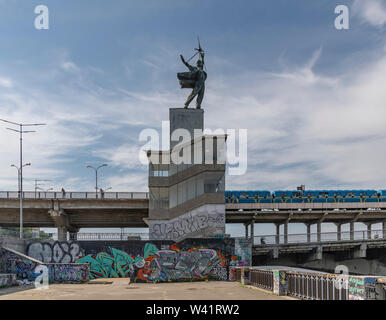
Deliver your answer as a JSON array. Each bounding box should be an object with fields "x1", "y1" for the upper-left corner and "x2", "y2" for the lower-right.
[
  {"x1": 0, "y1": 246, "x2": 89, "y2": 283},
  {"x1": 0, "y1": 238, "x2": 27, "y2": 254},
  {"x1": 149, "y1": 204, "x2": 226, "y2": 241},
  {"x1": 25, "y1": 238, "x2": 252, "y2": 282}
]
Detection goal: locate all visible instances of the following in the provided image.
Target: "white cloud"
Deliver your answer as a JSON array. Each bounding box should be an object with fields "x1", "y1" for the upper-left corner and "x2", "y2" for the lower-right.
[
  {"x1": 0, "y1": 77, "x2": 12, "y2": 88},
  {"x1": 353, "y1": 0, "x2": 386, "y2": 28}
]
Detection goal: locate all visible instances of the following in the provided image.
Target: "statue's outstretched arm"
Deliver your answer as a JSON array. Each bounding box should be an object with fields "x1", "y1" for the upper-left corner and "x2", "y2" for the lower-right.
[{"x1": 180, "y1": 54, "x2": 194, "y2": 71}]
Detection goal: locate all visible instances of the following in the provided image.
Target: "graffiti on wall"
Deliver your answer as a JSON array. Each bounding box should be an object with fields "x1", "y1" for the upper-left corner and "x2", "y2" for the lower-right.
[
  {"x1": 149, "y1": 205, "x2": 226, "y2": 241},
  {"x1": 348, "y1": 277, "x2": 365, "y2": 300},
  {"x1": 26, "y1": 241, "x2": 84, "y2": 263},
  {"x1": 0, "y1": 274, "x2": 16, "y2": 288},
  {"x1": 0, "y1": 247, "x2": 89, "y2": 283},
  {"x1": 47, "y1": 264, "x2": 89, "y2": 283},
  {"x1": 234, "y1": 238, "x2": 251, "y2": 267},
  {"x1": 76, "y1": 241, "x2": 245, "y2": 282},
  {"x1": 4, "y1": 253, "x2": 39, "y2": 281}
]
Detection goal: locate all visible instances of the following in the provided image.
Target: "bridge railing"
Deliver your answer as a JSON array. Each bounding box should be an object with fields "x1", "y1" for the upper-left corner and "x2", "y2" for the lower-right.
[
  {"x1": 249, "y1": 268, "x2": 274, "y2": 291},
  {"x1": 286, "y1": 272, "x2": 349, "y2": 300},
  {"x1": 69, "y1": 233, "x2": 150, "y2": 241},
  {"x1": 254, "y1": 229, "x2": 385, "y2": 246},
  {"x1": 233, "y1": 267, "x2": 354, "y2": 300},
  {"x1": 0, "y1": 191, "x2": 149, "y2": 200}
]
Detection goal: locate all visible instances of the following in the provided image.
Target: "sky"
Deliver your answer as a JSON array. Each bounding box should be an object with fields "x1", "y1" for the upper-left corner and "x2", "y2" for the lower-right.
[{"x1": 0, "y1": 0, "x2": 385, "y2": 236}]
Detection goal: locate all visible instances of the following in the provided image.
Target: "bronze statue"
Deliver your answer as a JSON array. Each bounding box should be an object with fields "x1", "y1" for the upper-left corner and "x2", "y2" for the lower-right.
[{"x1": 177, "y1": 42, "x2": 207, "y2": 109}]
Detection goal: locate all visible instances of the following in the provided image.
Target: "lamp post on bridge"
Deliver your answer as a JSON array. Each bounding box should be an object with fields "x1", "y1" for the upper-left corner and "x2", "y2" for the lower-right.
[
  {"x1": 11, "y1": 163, "x2": 31, "y2": 198},
  {"x1": 1, "y1": 118, "x2": 46, "y2": 239},
  {"x1": 86, "y1": 164, "x2": 108, "y2": 199}
]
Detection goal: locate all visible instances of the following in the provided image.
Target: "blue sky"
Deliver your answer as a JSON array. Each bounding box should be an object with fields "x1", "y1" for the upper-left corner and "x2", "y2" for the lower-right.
[{"x1": 0, "y1": 0, "x2": 385, "y2": 235}]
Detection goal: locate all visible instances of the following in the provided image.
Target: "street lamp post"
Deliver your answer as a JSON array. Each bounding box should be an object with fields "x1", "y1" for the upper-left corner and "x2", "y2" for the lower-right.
[
  {"x1": 11, "y1": 163, "x2": 31, "y2": 198},
  {"x1": 86, "y1": 164, "x2": 108, "y2": 198},
  {"x1": 1, "y1": 118, "x2": 46, "y2": 239}
]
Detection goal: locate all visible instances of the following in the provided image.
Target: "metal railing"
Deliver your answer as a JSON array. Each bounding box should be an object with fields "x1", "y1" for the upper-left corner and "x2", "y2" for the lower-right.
[
  {"x1": 0, "y1": 229, "x2": 53, "y2": 241},
  {"x1": 234, "y1": 267, "x2": 351, "y2": 300},
  {"x1": 287, "y1": 272, "x2": 349, "y2": 300},
  {"x1": 0, "y1": 191, "x2": 149, "y2": 200},
  {"x1": 254, "y1": 229, "x2": 386, "y2": 246},
  {"x1": 249, "y1": 268, "x2": 274, "y2": 291},
  {"x1": 69, "y1": 232, "x2": 150, "y2": 241}
]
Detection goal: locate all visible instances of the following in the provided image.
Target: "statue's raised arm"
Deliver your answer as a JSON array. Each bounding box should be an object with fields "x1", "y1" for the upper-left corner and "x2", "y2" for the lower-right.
[{"x1": 180, "y1": 54, "x2": 194, "y2": 71}]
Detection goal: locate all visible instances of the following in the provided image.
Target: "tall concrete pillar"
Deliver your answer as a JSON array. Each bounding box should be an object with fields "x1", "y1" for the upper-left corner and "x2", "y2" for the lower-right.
[
  {"x1": 350, "y1": 222, "x2": 354, "y2": 240},
  {"x1": 57, "y1": 227, "x2": 68, "y2": 241},
  {"x1": 336, "y1": 223, "x2": 342, "y2": 241},
  {"x1": 317, "y1": 222, "x2": 321, "y2": 242},
  {"x1": 306, "y1": 224, "x2": 311, "y2": 243},
  {"x1": 284, "y1": 221, "x2": 288, "y2": 244},
  {"x1": 367, "y1": 223, "x2": 372, "y2": 240},
  {"x1": 275, "y1": 224, "x2": 280, "y2": 244},
  {"x1": 383, "y1": 220, "x2": 386, "y2": 239},
  {"x1": 245, "y1": 223, "x2": 249, "y2": 239},
  {"x1": 250, "y1": 221, "x2": 254, "y2": 245}
]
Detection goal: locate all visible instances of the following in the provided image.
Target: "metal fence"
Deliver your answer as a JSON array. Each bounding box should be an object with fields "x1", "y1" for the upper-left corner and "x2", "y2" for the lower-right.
[
  {"x1": 254, "y1": 229, "x2": 386, "y2": 246},
  {"x1": 249, "y1": 269, "x2": 274, "y2": 291},
  {"x1": 69, "y1": 233, "x2": 150, "y2": 241},
  {"x1": 235, "y1": 267, "x2": 351, "y2": 300},
  {"x1": 0, "y1": 191, "x2": 149, "y2": 200},
  {"x1": 287, "y1": 272, "x2": 349, "y2": 300}
]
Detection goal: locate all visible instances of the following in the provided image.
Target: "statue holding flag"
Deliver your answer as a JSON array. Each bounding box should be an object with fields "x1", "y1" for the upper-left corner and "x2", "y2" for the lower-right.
[{"x1": 177, "y1": 39, "x2": 207, "y2": 109}]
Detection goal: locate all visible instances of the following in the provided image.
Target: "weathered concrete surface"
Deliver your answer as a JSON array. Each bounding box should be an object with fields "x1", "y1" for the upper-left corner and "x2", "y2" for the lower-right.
[
  {"x1": 169, "y1": 108, "x2": 204, "y2": 149},
  {"x1": 0, "y1": 238, "x2": 27, "y2": 254},
  {"x1": 0, "y1": 274, "x2": 16, "y2": 288},
  {"x1": 0, "y1": 280, "x2": 291, "y2": 300}
]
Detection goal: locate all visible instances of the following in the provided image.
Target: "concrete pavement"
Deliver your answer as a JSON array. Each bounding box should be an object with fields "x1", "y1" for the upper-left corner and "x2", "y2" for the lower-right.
[{"x1": 0, "y1": 280, "x2": 293, "y2": 300}]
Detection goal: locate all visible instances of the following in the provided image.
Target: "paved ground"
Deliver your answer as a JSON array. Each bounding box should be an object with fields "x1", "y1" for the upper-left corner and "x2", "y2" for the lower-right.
[{"x1": 0, "y1": 280, "x2": 292, "y2": 300}]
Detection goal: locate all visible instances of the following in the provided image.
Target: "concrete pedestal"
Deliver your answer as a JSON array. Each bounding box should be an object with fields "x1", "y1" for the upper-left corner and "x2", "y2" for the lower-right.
[{"x1": 169, "y1": 108, "x2": 204, "y2": 149}]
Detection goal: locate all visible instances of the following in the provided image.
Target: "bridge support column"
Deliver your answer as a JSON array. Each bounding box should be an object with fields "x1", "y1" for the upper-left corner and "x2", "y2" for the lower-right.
[
  {"x1": 284, "y1": 221, "x2": 288, "y2": 244},
  {"x1": 383, "y1": 221, "x2": 386, "y2": 239},
  {"x1": 353, "y1": 243, "x2": 367, "y2": 259},
  {"x1": 306, "y1": 224, "x2": 311, "y2": 243},
  {"x1": 317, "y1": 222, "x2": 321, "y2": 242},
  {"x1": 57, "y1": 227, "x2": 68, "y2": 241},
  {"x1": 250, "y1": 220, "x2": 254, "y2": 245},
  {"x1": 366, "y1": 223, "x2": 372, "y2": 240},
  {"x1": 275, "y1": 224, "x2": 280, "y2": 244},
  {"x1": 244, "y1": 223, "x2": 249, "y2": 239},
  {"x1": 49, "y1": 206, "x2": 76, "y2": 242},
  {"x1": 336, "y1": 223, "x2": 342, "y2": 241},
  {"x1": 350, "y1": 222, "x2": 354, "y2": 240}
]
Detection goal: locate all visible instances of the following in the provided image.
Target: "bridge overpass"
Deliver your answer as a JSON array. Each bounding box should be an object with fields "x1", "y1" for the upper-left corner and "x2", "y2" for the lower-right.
[
  {"x1": 251, "y1": 230, "x2": 386, "y2": 276},
  {"x1": 0, "y1": 191, "x2": 386, "y2": 241}
]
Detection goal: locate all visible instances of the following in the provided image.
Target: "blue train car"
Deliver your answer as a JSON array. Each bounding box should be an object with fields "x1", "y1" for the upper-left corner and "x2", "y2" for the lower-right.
[
  {"x1": 225, "y1": 190, "x2": 271, "y2": 203},
  {"x1": 225, "y1": 189, "x2": 385, "y2": 204}
]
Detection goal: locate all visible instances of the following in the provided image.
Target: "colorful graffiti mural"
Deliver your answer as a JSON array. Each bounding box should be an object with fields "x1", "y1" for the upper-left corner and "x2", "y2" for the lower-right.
[
  {"x1": 76, "y1": 240, "x2": 250, "y2": 282},
  {"x1": 0, "y1": 247, "x2": 89, "y2": 283}
]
